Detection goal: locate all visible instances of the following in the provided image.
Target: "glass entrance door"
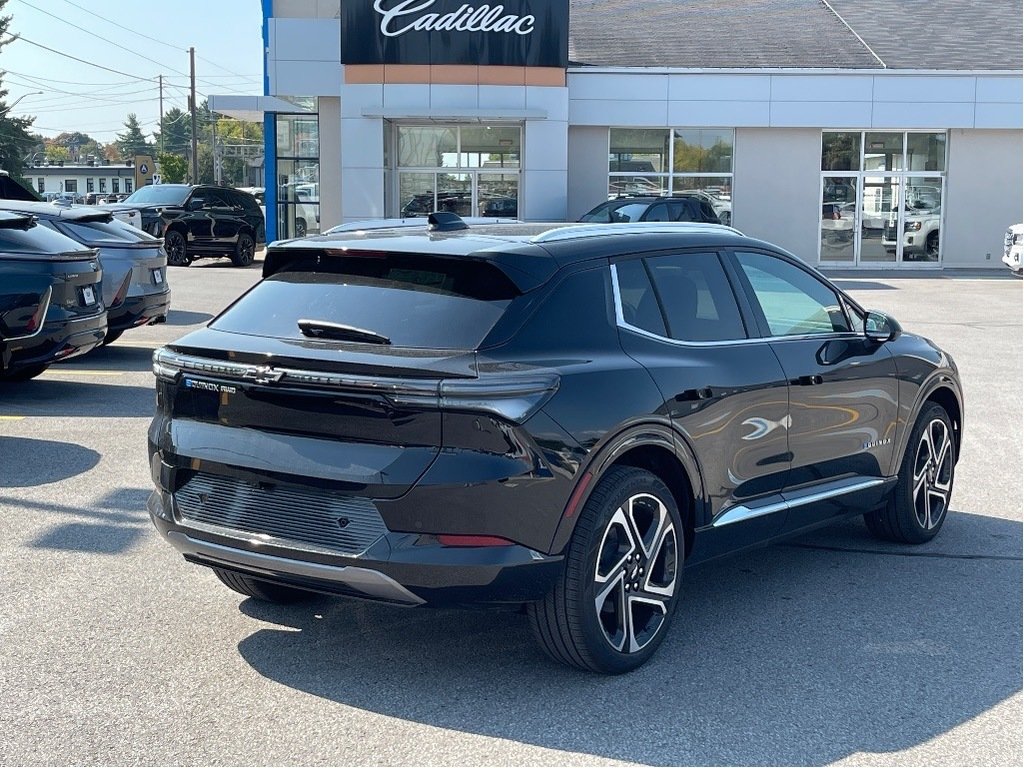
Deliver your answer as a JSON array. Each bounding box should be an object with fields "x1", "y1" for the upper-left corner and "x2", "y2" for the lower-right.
[
  {"x1": 861, "y1": 175, "x2": 899, "y2": 264},
  {"x1": 820, "y1": 175, "x2": 858, "y2": 264}
]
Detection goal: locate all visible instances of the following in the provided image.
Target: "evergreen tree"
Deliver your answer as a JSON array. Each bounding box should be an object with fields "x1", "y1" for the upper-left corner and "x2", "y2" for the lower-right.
[
  {"x1": 154, "y1": 107, "x2": 190, "y2": 156},
  {"x1": 115, "y1": 113, "x2": 153, "y2": 159}
]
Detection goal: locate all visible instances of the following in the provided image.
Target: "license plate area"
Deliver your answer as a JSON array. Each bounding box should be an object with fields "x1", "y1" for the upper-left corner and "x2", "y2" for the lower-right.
[
  {"x1": 152, "y1": 268, "x2": 163, "y2": 285},
  {"x1": 81, "y1": 285, "x2": 96, "y2": 306}
]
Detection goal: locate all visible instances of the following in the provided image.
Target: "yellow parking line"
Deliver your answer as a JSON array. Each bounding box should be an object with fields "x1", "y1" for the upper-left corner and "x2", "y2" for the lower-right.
[{"x1": 0, "y1": 416, "x2": 25, "y2": 421}]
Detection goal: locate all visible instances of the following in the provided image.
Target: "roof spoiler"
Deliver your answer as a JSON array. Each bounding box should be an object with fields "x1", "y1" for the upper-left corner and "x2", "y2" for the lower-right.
[
  {"x1": 0, "y1": 213, "x2": 35, "y2": 230},
  {"x1": 427, "y1": 211, "x2": 470, "y2": 232}
]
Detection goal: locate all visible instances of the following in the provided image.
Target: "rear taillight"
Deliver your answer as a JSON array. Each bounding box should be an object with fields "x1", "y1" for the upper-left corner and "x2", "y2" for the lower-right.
[
  {"x1": 438, "y1": 373, "x2": 560, "y2": 423},
  {"x1": 25, "y1": 289, "x2": 50, "y2": 333},
  {"x1": 111, "y1": 271, "x2": 133, "y2": 308},
  {"x1": 436, "y1": 535, "x2": 514, "y2": 547}
]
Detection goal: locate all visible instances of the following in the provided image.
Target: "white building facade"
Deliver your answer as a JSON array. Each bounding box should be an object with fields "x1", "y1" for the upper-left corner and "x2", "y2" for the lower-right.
[{"x1": 215, "y1": 0, "x2": 1023, "y2": 270}]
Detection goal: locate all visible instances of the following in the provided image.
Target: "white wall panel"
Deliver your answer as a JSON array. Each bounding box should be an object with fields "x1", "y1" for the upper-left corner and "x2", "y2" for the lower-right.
[
  {"x1": 525, "y1": 121, "x2": 568, "y2": 171},
  {"x1": 871, "y1": 102, "x2": 975, "y2": 129},
  {"x1": 522, "y1": 169, "x2": 568, "y2": 221},
  {"x1": 667, "y1": 74, "x2": 770, "y2": 102},
  {"x1": 570, "y1": 99, "x2": 668, "y2": 126},
  {"x1": 975, "y1": 103, "x2": 1024, "y2": 129},
  {"x1": 570, "y1": 74, "x2": 668, "y2": 102},
  {"x1": 429, "y1": 85, "x2": 478, "y2": 110},
  {"x1": 341, "y1": 84, "x2": 383, "y2": 118},
  {"x1": 339, "y1": 167, "x2": 385, "y2": 221},
  {"x1": 318, "y1": 97, "x2": 342, "y2": 231},
  {"x1": 976, "y1": 77, "x2": 1023, "y2": 103},
  {"x1": 525, "y1": 87, "x2": 570, "y2": 122},
  {"x1": 271, "y1": 19, "x2": 341, "y2": 62},
  {"x1": 479, "y1": 86, "x2": 527, "y2": 111},
  {"x1": 770, "y1": 75, "x2": 873, "y2": 102},
  {"x1": 340, "y1": 118, "x2": 384, "y2": 169},
  {"x1": 275, "y1": 60, "x2": 341, "y2": 97},
  {"x1": 667, "y1": 100, "x2": 771, "y2": 127},
  {"x1": 872, "y1": 75, "x2": 976, "y2": 103},
  {"x1": 383, "y1": 84, "x2": 432, "y2": 110},
  {"x1": 769, "y1": 100, "x2": 872, "y2": 128},
  {"x1": 567, "y1": 126, "x2": 612, "y2": 220}
]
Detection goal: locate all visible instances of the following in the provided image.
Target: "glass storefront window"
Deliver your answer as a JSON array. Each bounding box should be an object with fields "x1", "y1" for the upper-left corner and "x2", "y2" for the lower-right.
[
  {"x1": 608, "y1": 175, "x2": 669, "y2": 197},
  {"x1": 609, "y1": 129, "x2": 670, "y2": 174},
  {"x1": 398, "y1": 127, "x2": 458, "y2": 168},
  {"x1": 672, "y1": 129, "x2": 733, "y2": 173},
  {"x1": 864, "y1": 132, "x2": 904, "y2": 171},
  {"x1": 906, "y1": 133, "x2": 946, "y2": 172},
  {"x1": 822, "y1": 132, "x2": 862, "y2": 171},
  {"x1": 276, "y1": 114, "x2": 320, "y2": 159},
  {"x1": 459, "y1": 126, "x2": 520, "y2": 168}
]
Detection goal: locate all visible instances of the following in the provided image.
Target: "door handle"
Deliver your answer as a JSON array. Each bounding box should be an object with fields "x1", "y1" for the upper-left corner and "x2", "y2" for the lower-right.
[
  {"x1": 794, "y1": 374, "x2": 824, "y2": 386},
  {"x1": 675, "y1": 387, "x2": 714, "y2": 402}
]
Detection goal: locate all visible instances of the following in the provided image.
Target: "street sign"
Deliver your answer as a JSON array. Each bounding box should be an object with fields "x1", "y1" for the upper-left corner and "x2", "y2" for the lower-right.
[
  {"x1": 134, "y1": 154, "x2": 156, "y2": 189},
  {"x1": 151, "y1": 173, "x2": 162, "y2": 185}
]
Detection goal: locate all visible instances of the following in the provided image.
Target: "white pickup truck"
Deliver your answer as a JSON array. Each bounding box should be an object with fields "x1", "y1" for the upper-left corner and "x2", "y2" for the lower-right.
[{"x1": 1003, "y1": 224, "x2": 1023, "y2": 274}]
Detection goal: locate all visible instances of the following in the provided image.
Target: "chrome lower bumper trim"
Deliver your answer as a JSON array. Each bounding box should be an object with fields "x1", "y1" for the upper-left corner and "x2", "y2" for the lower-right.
[{"x1": 165, "y1": 531, "x2": 425, "y2": 606}]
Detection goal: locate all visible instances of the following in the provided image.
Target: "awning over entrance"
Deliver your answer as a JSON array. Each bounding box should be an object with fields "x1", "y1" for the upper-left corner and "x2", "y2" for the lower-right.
[{"x1": 207, "y1": 95, "x2": 315, "y2": 122}]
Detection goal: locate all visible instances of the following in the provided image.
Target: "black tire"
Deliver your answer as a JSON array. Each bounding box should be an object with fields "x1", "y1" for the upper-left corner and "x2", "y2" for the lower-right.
[
  {"x1": 164, "y1": 230, "x2": 191, "y2": 267},
  {"x1": 0, "y1": 364, "x2": 49, "y2": 381},
  {"x1": 864, "y1": 403, "x2": 955, "y2": 544},
  {"x1": 528, "y1": 466, "x2": 684, "y2": 674},
  {"x1": 102, "y1": 328, "x2": 125, "y2": 346},
  {"x1": 294, "y1": 218, "x2": 307, "y2": 238},
  {"x1": 213, "y1": 568, "x2": 309, "y2": 604},
  {"x1": 231, "y1": 232, "x2": 256, "y2": 267},
  {"x1": 926, "y1": 231, "x2": 940, "y2": 260},
  {"x1": 719, "y1": 211, "x2": 731, "y2": 227}
]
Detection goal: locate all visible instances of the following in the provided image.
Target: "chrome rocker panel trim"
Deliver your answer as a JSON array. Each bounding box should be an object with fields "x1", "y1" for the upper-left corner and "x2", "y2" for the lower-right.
[{"x1": 713, "y1": 476, "x2": 890, "y2": 528}]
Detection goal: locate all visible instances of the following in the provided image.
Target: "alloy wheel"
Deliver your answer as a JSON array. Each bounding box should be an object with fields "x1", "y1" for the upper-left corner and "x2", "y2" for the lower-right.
[
  {"x1": 913, "y1": 418, "x2": 953, "y2": 530},
  {"x1": 593, "y1": 493, "x2": 678, "y2": 654}
]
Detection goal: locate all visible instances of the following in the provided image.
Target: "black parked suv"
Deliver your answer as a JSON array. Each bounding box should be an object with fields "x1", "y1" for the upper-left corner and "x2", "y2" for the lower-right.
[
  {"x1": 0, "y1": 211, "x2": 107, "y2": 380},
  {"x1": 108, "y1": 184, "x2": 264, "y2": 268},
  {"x1": 147, "y1": 216, "x2": 963, "y2": 673},
  {"x1": 581, "y1": 194, "x2": 724, "y2": 226}
]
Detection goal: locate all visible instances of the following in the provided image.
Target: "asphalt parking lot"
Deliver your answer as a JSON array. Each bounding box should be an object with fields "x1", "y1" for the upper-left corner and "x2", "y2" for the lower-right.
[{"x1": 1, "y1": 258, "x2": 1020, "y2": 766}]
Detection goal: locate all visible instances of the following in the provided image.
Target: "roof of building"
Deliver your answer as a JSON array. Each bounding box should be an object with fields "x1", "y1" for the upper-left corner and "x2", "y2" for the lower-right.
[{"x1": 568, "y1": 0, "x2": 1022, "y2": 70}]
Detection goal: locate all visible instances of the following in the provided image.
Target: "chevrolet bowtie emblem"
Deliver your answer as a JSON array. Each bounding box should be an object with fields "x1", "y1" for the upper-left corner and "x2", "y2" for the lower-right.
[{"x1": 244, "y1": 365, "x2": 285, "y2": 385}]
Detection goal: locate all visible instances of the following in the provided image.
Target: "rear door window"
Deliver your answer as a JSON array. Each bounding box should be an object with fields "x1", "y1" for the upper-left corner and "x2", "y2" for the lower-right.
[
  {"x1": 644, "y1": 252, "x2": 747, "y2": 341},
  {"x1": 211, "y1": 252, "x2": 519, "y2": 350}
]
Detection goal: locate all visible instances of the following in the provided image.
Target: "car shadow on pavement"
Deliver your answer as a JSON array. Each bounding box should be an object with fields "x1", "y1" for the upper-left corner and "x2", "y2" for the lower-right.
[
  {"x1": 164, "y1": 309, "x2": 214, "y2": 326},
  {"x1": 235, "y1": 510, "x2": 1021, "y2": 765},
  {"x1": 57, "y1": 344, "x2": 157, "y2": 373},
  {"x1": 0, "y1": 437, "x2": 100, "y2": 487},
  {"x1": 0, "y1": 380, "x2": 155, "y2": 419},
  {"x1": 830, "y1": 279, "x2": 899, "y2": 291},
  {"x1": 6, "y1": 486, "x2": 153, "y2": 556}
]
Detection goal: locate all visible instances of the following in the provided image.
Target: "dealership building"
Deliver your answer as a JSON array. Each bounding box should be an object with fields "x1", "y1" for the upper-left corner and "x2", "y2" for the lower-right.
[{"x1": 210, "y1": 0, "x2": 1023, "y2": 269}]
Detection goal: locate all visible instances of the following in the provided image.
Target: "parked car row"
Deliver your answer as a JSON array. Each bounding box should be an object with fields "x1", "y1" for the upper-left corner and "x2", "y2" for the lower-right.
[{"x1": 0, "y1": 205, "x2": 170, "y2": 381}]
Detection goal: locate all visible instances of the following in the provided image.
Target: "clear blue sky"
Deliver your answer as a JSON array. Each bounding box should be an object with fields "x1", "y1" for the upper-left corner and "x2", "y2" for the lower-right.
[{"x1": 1, "y1": 0, "x2": 264, "y2": 139}]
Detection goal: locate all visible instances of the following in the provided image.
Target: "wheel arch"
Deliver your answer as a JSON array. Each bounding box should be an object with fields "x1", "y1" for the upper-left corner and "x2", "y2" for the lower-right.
[
  {"x1": 895, "y1": 376, "x2": 963, "y2": 473},
  {"x1": 548, "y1": 423, "x2": 705, "y2": 558}
]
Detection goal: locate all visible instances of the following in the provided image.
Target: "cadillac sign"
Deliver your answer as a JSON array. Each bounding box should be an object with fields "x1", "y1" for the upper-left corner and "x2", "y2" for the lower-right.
[{"x1": 341, "y1": 0, "x2": 569, "y2": 67}]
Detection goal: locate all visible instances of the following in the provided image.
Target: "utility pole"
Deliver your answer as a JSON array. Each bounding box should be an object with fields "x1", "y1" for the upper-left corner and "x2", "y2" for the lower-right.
[
  {"x1": 189, "y1": 47, "x2": 198, "y2": 184},
  {"x1": 158, "y1": 74, "x2": 164, "y2": 154},
  {"x1": 213, "y1": 115, "x2": 220, "y2": 185}
]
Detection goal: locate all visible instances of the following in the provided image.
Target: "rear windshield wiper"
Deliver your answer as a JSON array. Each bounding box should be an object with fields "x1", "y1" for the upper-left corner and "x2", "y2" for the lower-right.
[{"x1": 297, "y1": 319, "x2": 392, "y2": 345}]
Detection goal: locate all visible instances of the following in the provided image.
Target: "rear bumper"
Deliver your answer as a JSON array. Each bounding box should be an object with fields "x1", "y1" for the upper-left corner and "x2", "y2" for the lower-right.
[
  {"x1": 2, "y1": 312, "x2": 107, "y2": 370},
  {"x1": 148, "y1": 490, "x2": 563, "y2": 607},
  {"x1": 108, "y1": 290, "x2": 171, "y2": 333}
]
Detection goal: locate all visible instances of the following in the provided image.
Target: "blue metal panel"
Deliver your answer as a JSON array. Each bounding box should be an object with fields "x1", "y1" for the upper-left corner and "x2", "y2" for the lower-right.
[{"x1": 264, "y1": 113, "x2": 277, "y2": 243}]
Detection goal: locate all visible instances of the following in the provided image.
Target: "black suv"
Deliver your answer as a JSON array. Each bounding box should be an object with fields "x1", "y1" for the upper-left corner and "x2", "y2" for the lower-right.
[
  {"x1": 109, "y1": 185, "x2": 264, "y2": 268},
  {"x1": 0, "y1": 211, "x2": 107, "y2": 380},
  {"x1": 581, "y1": 194, "x2": 724, "y2": 226},
  {"x1": 147, "y1": 216, "x2": 963, "y2": 673}
]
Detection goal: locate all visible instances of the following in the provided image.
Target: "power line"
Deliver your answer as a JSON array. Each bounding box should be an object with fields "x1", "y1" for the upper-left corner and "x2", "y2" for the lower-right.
[
  {"x1": 2, "y1": 69, "x2": 143, "y2": 87},
  {"x1": 15, "y1": 0, "x2": 190, "y2": 77},
  {"x1": 12, "y1": 36, "x2": 158, "y2": 82}
]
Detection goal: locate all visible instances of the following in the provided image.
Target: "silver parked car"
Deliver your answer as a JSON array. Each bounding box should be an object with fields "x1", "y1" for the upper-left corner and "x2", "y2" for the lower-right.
[{"x1": 0, "y1": 201, "x2": 170, "y2": 345}]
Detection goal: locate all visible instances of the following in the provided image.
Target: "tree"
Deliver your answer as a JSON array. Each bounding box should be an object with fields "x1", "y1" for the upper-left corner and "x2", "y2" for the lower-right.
[
  {"x1": 115, "y1": 113, "x2": 153, "y2": 159},
  {"x1": 0, "y1": 0, "x2": 38, "y2": 180},
  {"x1": 44, "y1": 144, "x2": 69, "y2": 163},
  {"x1": 157, "y1": 153, "x2": 188, "y2": 184},
  {"x1": 50, "y1": 131, "x2": 105, "y2": 162},
  {"x1": 154, "y1": 107, "x2": 190, "y2": 156}
]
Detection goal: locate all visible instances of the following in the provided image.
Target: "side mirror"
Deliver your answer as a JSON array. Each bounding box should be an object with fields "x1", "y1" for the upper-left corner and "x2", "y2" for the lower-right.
[
  {"x1": 865, "y1": 310, "x2": 902, "y2": 343},
  {"x1": 188, "y1": 199, "x2": 205, "y2": 211}
]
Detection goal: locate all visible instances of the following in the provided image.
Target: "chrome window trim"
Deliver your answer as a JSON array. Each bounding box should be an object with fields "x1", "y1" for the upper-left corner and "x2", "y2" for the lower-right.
[
  {"x1": 610, "y1": 263, "x2": 864, "y2": 348},
  {"x1": 714, "y1": 477, "x2": 887, "y2": 528}
]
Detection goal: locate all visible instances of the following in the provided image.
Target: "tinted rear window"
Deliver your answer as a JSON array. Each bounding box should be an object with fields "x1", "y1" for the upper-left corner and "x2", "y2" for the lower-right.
[
  {"x1": 52, "y1": 218, "x2": 156, "y2": 244},
  {"x1": 0, "y1": 222, "x2": 88, "y2": 254},
  {"x1": 212, "y1": 253, "x2": 518, "y2": 350}
]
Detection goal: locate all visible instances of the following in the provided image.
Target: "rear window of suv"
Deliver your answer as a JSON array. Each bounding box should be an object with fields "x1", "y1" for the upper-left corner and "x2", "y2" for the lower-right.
[{"x1": 211, "y1": 252, "x2": 519, "y2": 350}]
